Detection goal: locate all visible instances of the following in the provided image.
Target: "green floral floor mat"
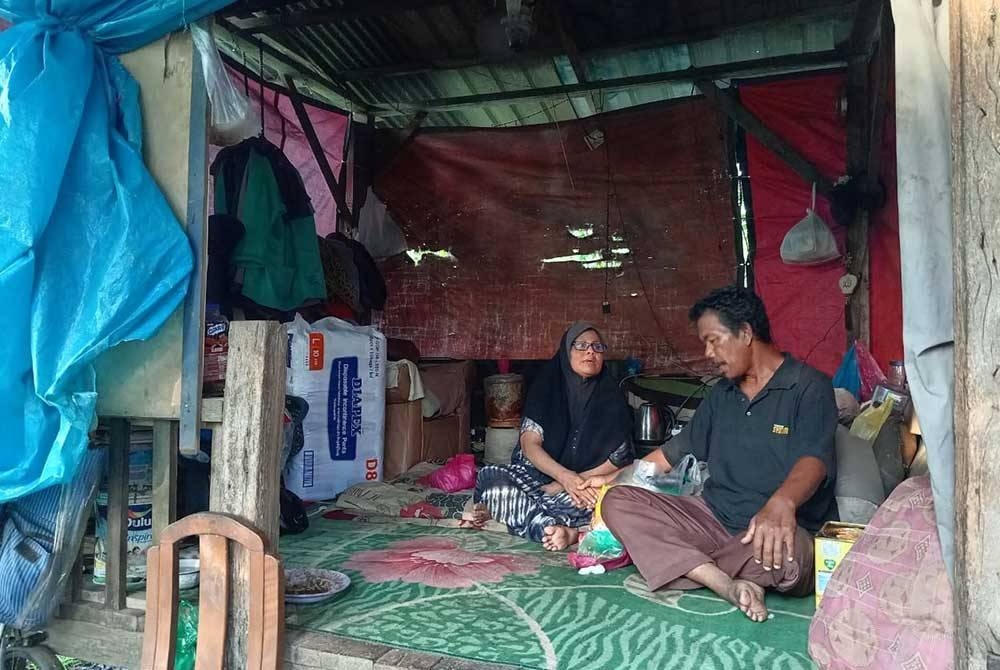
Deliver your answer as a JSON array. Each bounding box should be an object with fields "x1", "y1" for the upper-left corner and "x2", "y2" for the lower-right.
[{"x1": 282, "y1": 516, "x2": 816, "y2": 669}]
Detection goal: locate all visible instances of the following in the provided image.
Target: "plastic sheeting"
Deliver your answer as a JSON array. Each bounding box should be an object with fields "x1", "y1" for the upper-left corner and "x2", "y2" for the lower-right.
[
  {"x1": 0, "y1": 1, "x2": 230, "y2": 503},
  {"x1": 890, "y1": 0, "x2": 955, "y2": 576}
]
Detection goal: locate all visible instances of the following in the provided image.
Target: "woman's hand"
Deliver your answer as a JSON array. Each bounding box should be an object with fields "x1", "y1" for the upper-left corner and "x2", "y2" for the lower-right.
[
  {"x1": 580, "y1": 473, "x2": 615, "y2": 490},
  {"x1": 557, "y1": 472, "x2": 597, "y2": 509}
]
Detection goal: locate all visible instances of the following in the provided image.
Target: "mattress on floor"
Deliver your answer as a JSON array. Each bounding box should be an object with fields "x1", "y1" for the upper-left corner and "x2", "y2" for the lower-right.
[{"x1": 282, "y1": 515, "x2": 816, "y2": 670}]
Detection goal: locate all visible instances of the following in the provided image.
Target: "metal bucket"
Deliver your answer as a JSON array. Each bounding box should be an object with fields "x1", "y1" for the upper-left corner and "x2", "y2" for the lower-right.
[{"x1": 484, "y1": 374, "x2": 525, "y2": 428}]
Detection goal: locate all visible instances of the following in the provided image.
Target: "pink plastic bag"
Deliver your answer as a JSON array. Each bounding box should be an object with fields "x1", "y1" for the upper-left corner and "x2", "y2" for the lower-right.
[
  {"x1": 420, "y1": 454, "x2": 477, "y2": 493},
  {"x1": 855, "y1": 341, "x2": 886, "y2": 402}
]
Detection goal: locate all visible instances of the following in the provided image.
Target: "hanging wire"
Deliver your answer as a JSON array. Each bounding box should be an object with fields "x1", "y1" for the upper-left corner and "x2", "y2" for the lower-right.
[
  {"x1": 258, "y1": 43, "x2": 266, "y2": 138},
  {"x1": 242, "y1": 53, "x2": 250, "y2": 97},
  {"x1": 606, "y1": 131, "x2": 704, "y2": 376},
  {"x1": 604, "y1": 137, "x2": 613, "y2": 310},
  {"x1": 551, "y1": 107, "x2": 576, "y2": 191},
  {"x1": 274, "y1": 88, "x2": 287, "y2": 152}
]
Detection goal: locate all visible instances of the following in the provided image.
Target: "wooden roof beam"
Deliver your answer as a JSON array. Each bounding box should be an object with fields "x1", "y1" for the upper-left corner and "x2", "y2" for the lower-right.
[
  {"x1": 216, "y1": 17, "x2": 368, "y2": 110},
  {"x1": 695, "y1": 79, "x2": 834, "y2": 198},
  {"x1": 228, "y1": 0, "x2": 453, "y2": 33},
  {"x1": 367, "y1": 50, "x2": 846, "y2": 114}
]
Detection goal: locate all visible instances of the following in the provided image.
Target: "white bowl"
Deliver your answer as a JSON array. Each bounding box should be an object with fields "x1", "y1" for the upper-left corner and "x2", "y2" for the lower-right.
[{"x1": 178, "y1": 558, "x2": 200, "y2": 590}]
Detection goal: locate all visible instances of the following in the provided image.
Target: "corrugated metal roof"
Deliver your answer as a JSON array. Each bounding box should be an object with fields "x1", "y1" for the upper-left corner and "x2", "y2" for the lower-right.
[{"x1": 215, "y1": 1, "x2": 855, "y2": 128}]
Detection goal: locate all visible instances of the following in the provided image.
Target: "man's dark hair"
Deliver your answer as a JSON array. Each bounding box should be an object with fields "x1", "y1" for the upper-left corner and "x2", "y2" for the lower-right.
[{"x1": 688, "y1": 285, "x2": 773, "y2": 343}]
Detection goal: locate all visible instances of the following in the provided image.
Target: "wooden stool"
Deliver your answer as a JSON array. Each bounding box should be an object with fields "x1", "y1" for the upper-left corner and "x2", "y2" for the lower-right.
[{"x1": 141, "y1": 512, "x2": 284, "y2": 669}]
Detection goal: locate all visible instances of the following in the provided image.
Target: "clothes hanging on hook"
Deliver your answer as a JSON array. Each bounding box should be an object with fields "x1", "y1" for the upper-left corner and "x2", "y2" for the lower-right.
[{"x1": 211, "y1": 136, "x2": 325, "y2": 311}]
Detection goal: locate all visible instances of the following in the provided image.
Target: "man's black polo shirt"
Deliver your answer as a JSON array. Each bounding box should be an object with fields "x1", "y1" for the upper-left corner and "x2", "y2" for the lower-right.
[{"x1": 663, "y1": 354, "x2": 838, "y2": 534}]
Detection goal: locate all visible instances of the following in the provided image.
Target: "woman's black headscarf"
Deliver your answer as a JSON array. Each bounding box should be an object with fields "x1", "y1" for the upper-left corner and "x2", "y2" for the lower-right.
[{"x1": 521, "y1": 322, "x2": 633, "y2": 473}]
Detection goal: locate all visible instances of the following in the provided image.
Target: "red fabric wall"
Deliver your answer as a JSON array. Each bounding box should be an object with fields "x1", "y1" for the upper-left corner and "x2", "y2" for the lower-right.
[
  {"x1": 376, "y1": 100, "x2": 736, "y2": 369},
  {"x1": 741, "y1": 75, "x2": 848, "y2": 376},
  {"x1": 741, "y1": 73, "x2": 902, "y2": 376},
  {"x1": 868, "y1": 65, "x2": 904, "y2": 371}
]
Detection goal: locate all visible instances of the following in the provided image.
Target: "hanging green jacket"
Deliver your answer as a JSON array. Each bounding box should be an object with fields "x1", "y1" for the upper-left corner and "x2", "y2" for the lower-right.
[{"x1": 215, "y1": 149, "x2": 326, "y2": 312}]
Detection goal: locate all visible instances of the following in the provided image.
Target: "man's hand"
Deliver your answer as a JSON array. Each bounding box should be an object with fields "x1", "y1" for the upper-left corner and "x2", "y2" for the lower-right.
[
  {"x1": 557, "y1": 472, "x2": 597, "y2": 509},
  {"x1": 580, "y1": 473, "x2": 615, "y2": 490},
  {"x1": 741, "y1": 494, "x2": 797, "y2": 570}
]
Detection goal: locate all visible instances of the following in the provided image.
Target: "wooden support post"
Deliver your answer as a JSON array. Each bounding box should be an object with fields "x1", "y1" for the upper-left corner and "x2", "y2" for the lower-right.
[
  {"x1": 953, "y1": 0, "x2": 1000, "y2": 667},
  {"x1": 285, "y1": 75, "x2": 352, "y2": 220},
  {"x1": 843, "y1": 0, "x2": 886, "y2": 347},
  {"x1": 209, "y1": 321, "x2": 286, "y2": 667},
  {"x1": 695, "y1": 79, "x2": 835, "y2": 197},
  {"x1": 105, "y1": 419, "x2": 130, "y2": 611},
  {"x1": 151, "y1": 420, "x2": 178, "y2": 544}
]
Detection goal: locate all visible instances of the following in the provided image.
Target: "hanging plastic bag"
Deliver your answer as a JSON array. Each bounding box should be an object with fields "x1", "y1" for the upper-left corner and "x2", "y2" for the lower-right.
[
  {"x1": 420, "y1": 454, "x2": 477, "y2": 493},
  {"x1": 832, "y1": 345, "x2": 862, "y2": 399},
  {"x1": 850, "y1": 397, "x2": 895, "y2": 442},
  {"x1": 854, "y1": 341, "x2": 886, "y2": 402},
  {"x1": 780, "y1": 184, "x2": 840, "y2": 265},
  {"x1": 630, "y1": 454, "x2": 707, "y2": 496},
  {"x1": 191, "y1": 22, "x2": 260, "y2": 146},
  {"x1": 0, "y1": 448, "x2": 105, "y2": 628}
]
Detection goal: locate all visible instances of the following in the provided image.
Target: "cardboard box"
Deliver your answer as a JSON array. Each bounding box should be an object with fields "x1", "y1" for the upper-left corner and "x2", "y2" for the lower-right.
[{"x1": 814, "y1": 521, "x2": 866, "y2": 606}]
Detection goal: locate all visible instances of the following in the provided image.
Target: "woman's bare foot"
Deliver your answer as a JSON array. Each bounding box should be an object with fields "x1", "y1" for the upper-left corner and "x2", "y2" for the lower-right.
[
  {"x1": 541, "y1": 525, "x2": 579, "y2": 551},
  {"x1": 471, "y1": 503, "x2": 491, "y2": 525},
  {"x1": 726, "y1": 579, "x2": 768, "y2": 622}
]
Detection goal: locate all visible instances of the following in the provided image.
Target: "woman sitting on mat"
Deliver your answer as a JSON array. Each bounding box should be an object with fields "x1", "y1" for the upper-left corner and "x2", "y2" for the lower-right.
[{"x1": 474, "y1": 322, "x2": 634, "y2": 551}]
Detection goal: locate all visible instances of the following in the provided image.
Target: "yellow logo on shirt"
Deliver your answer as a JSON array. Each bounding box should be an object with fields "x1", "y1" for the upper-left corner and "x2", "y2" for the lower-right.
[{"x1": 772, "y1": 424, "x2": 790, "y2": 435}]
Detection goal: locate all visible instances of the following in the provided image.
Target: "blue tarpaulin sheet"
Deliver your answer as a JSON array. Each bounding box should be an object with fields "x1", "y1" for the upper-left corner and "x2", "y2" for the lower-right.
[{"x1": 0, "y1": 1, "x2": 231, "y2": 503}]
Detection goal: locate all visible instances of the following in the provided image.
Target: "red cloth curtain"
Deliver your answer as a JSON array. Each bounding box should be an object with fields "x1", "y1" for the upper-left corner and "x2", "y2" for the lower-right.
[
  {"x1": 740, "y1": 73, "x2": 902, "y2": 375},
  {"x1": 376, "y1": 100, "x2": 736, "y2": 369}
]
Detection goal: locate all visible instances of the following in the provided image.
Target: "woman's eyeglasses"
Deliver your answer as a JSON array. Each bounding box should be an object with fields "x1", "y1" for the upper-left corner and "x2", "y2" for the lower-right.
[{"x1": 571, "y1": 341, "x2": 608, "y2": 353}]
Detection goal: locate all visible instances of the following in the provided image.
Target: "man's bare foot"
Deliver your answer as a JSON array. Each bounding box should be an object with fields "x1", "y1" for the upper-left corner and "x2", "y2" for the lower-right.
[
  {"x1": 471, "y1": 503, "x2": 491, "y2": 525},
  {"x1": 541, "y1": 525, "x2": 579, "y2": 551},
  {"x1": 726, "y1": 580, "x2": 768, "y2": 622}
]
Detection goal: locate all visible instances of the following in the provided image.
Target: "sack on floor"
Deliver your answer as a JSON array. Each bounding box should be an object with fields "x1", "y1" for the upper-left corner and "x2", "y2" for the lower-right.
[
  {"x1": 284, "y1": 315, "x2": 387, "y2": 501},
  {"x1": 419, "y1": 454, "x2": 476, "y2": 493}
]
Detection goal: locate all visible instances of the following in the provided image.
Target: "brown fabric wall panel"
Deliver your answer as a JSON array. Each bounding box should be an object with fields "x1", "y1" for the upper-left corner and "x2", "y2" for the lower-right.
[{"x1": 376, "y1": 100, "x2": 735, "y2": 370}]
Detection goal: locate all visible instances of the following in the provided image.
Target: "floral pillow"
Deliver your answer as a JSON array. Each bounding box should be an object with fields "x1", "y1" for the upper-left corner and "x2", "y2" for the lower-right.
[{"x1": 808, "y1": 476, "x2": 954, "y2": 669}]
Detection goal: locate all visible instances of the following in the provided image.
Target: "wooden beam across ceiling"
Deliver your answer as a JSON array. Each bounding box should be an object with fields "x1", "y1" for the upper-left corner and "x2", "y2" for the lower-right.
[
  {"x1": 232, "y1": 1, "x2": 854, "y2": 83},
  {"x1": 695, "y1": 79, "x2": 835, "y2": 197},
  {"x1": 366, "y1": 49, "x2": 845, "y2": 115},
  {"x1": 228, "y1": 0, "x2": 453, "y2": 33}
]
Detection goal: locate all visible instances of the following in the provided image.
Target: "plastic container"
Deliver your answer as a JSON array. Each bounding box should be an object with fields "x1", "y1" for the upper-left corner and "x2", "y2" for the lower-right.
[
  {"x1": 94, "y1": 436, "x2": 154, "y2": 586},
  {"x1": 203, "y1": 303, "x2": 229, "y2": 396},
  {"x1": 484, "y1": 374, "x2": 525, "y2": 428}
]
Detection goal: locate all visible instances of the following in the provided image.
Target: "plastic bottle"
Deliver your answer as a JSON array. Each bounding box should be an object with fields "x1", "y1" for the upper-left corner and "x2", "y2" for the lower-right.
[{"x1": 203, "y1": 304, "x2": 229, "y2": 397}]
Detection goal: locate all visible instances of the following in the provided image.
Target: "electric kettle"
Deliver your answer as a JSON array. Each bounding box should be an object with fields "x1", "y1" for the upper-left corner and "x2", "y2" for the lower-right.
[{"x1": 635, "y1": 402, "x2": 671, "y2": 446}]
